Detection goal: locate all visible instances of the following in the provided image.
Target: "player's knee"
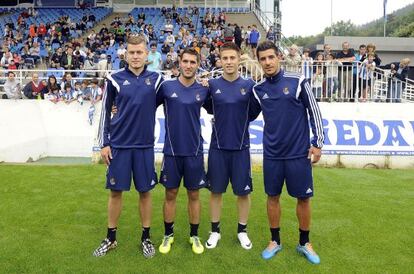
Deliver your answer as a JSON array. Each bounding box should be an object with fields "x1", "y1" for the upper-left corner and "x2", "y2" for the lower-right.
[
  {"x1": 187, "y1": 190, "x2": 199, "y2": 201},
  {"x1": 267, "y1": 195, "x2": 280, "y2": 203},
  {"x1": 297, "y1": 197, "x2": 310, "y2": 204},
  {"x1": 165, "y1": 188, "x2": 179, "y2": 201},
  {"x1": 109, "y1": 190, "x2": 122, "y2": 199},
  {"x1": 139, "y1": 191, "x2": 151, "y2": 200}
]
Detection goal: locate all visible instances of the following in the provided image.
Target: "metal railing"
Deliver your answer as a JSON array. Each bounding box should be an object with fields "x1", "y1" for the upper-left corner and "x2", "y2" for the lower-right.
[{"x1": 1, "y1": 65, "x2": 412, "y2": 103}]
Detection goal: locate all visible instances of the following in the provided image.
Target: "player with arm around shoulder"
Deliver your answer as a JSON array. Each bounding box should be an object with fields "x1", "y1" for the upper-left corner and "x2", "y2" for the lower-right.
[
  {"x1": 203, "y1": 42, "x2": 261, "y2": 250},
  {"x1": 156, "y1": 48, "x2": 209, "y2": 255}
]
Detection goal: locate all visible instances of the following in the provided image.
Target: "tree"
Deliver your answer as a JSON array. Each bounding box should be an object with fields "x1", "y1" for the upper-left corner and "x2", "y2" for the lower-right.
[{"x1": 323, "y1": 20, "x2": 357, "y2": 36}]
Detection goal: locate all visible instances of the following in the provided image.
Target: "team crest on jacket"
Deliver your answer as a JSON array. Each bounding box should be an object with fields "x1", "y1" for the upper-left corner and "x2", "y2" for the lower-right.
[
  {"x1": 240, "y1": 88, "x2": 247, "y2": 95},
  {"x1": 196, "y1": 93, "x2": 201, "y2": 101},
  {"x1": 283, "y1": 87, "x2": 289, "y2": 95},
  {"x1": 145, "y1": 78, "x2": 151, "y2": 85}
]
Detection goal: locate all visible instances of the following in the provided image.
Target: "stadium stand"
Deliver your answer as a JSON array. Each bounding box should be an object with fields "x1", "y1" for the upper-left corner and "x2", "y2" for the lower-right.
[{"x1": 0, "y1": 4, "x2": 412, "y2": 103}]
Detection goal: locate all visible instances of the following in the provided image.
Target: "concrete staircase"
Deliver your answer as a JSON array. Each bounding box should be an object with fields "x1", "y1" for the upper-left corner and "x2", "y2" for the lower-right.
[
  {"x1": 81, "y1": 12, "x2": 126, "y2": 39},
  {"x1": 225, "y1": 12, "x2": 267, "y2": 42}
]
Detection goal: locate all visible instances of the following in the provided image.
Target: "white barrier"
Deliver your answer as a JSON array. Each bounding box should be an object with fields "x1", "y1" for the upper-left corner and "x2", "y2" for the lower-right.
[
  {"x1": 0, "y1": 100, "x2": 97, "y2": 162},
  {"x1": 1, "y1": 101, "x2": 413, "y2": 168}
]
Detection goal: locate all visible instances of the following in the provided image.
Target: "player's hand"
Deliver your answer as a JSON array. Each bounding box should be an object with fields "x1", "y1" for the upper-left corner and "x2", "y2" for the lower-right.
[
  {"x1": 308, "y1": 146, "x2": 322, "y2": 164},
  {"x1": 201, "y1": 78, "x2": 209, "y2": 87},
  {"x1": 111, "y1": 105, "x2": 117, "y2": 114},
  {"x1": 101, "y1": 146, "x2": 112, "y2": 165}
]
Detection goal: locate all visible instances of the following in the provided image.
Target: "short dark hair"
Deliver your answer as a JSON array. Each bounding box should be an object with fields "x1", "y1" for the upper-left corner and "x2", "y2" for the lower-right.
[
  {"x1": 359, "y1": 44, "x2": 367, "y2": 49},
  {"x1": 256, "y1": 41, "x2": 279, "y2": 59},
  {"x1": 179, "y1": 47, "x2": 200, "y2": 63},
  {"x1": 219, "y1": 42, "x2": 240, "y2": 55},
  {"x1": 8, "y1": 71, "x2": 15, "y2": 76}
]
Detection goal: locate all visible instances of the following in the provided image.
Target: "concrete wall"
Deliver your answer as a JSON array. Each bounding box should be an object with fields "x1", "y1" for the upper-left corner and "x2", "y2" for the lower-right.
[
  {"x1": 317, "y1": 36, "x2": 414, "y2": 65},
  {"x1": 1, "y1": 100, "x2": 413, "y2": 169}
]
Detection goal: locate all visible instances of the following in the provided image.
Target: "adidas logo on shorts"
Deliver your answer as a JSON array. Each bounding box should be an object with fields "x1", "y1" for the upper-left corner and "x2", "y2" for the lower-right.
[
  {"x1": 151, "y1": 180, "x2": 156, "y2": 186},
  {"x1": 244, "y1": 185, "x2": 250, "y2": 191},
  {"x1": 199, "y1": 180, "x2": 205, "y2": 185},
  {"x1": 306, "y1": 188, "x2": 313, "y2": 194}
]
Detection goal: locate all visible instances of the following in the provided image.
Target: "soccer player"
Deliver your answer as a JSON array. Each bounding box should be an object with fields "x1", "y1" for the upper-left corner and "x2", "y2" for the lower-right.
[
  {"x1": 253, "y1": 41, "x2": 324, "y2": 264},
  {"x1": 203, "y1": 42, "x2": 260, "y2": 250},
  {"x1": 93, "y1": 35, "x2": 162, "y2": 258},
  {"x1": 156, "y1": 48, "x2": 209, "y2": 255}
]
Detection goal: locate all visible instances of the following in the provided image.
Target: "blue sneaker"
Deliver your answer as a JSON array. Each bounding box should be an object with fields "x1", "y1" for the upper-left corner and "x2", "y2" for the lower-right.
[
  {"x1": 296, "y1": 243, "x2": 320, "y2": 264},
  {"x1": 261, "y1": 241, "x2": 282, "y2": 260}
]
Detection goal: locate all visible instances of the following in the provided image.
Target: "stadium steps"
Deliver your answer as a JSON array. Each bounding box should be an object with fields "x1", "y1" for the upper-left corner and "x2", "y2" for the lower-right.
[
  {"x1": 225, "y1": 12, "x2": 266, "y2": 42},
  {"x1": 82, "y1": 12, "x2": 127, "y2": 39}
]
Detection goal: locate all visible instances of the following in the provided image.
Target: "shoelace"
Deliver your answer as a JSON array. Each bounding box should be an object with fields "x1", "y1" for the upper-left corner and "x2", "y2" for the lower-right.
[
  {"x1": 305, "y1": 243, "x2": 316, "y2": 255},
  {"x1": 193, "y1": 237, "x2": 201, "y2": 247},
  {"x1": 162, "y1": 236, "x2": 170, "y2": 247}
]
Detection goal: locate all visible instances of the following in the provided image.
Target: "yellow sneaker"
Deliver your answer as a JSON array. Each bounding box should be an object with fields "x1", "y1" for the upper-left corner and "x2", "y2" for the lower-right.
[
  {"x1": 189, "y1": 236, "x2": 204, "y2": 254},
  {"x1": 159, "y1": 235, "x2": 174, "y2": 254}
]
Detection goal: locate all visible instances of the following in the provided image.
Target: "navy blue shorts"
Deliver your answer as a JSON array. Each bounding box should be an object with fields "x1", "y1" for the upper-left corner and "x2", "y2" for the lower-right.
[
  {"x1": 160, "y1": 154, "x2": 207, "y2": 190},
  {"x1": 207, "y1": 148, "x2": 252, "y2": 196},
  {"x1": 263, "y1": 157, "x2": 314, "y2": 198},
  {"x1": 106, "y1": 147, "x2": 157, "y2": 193}
]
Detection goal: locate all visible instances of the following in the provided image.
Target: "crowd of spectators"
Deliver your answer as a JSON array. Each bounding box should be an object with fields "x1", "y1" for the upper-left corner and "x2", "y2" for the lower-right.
[{"x1": 276, "y1": 40, "x2": 411, "y2": 102}]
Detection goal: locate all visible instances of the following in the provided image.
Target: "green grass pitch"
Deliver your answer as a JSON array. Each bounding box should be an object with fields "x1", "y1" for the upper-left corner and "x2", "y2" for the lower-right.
[{"x1": 0, "y1": 165, "x2": 413, "y2": 273}]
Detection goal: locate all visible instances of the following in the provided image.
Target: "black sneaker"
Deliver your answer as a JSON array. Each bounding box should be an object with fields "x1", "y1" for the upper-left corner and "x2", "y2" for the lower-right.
[
  {"x1": 93, "y1": 238, "x2": 117, "y2": 257},
  {"x1": 141, "y1": 239, "x2": 155, "y2": 258}
]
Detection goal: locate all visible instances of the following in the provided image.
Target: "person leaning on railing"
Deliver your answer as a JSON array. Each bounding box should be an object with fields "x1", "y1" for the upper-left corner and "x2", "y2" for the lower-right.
[{"x1": 384, "y1": 58, "x2": 411, "y2": 103}]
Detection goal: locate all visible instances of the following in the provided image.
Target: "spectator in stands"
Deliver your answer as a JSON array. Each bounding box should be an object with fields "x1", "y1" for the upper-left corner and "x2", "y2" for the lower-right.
[
  {"x1": 60, "y1": 72, "x2": 76, "y2": 91},
  {"x1": 119, "y1": 54, "x2": 127, "y2": 69},
  {"x1": 3, "y1": 71, "x2": 22, "y2": 99},
  {"x1": 117, "y1": 43, "x2": 127, "y2": 57},
  {"x1": 46, "y1": 75, "x2": 60, "y2": 94},
  {"x1": 12, "y1": 53, "x2": 22, "y2": 68},
  {"x1": 358, "y1": 53, "x2": 376, "y2": 102},
  {"x1": 385, "y1": 58, "x2": 411, "y2": 103},
  {"x1": 352, "y1": 44, "x2": 367, "y2": 100},
  {"x1": 166, "y1": 32, "x2": 176, "y2": 47},
  {"x1": 234, "y1": 24, "x2": 242, "y2": 49},
  {"x1": 83, "y1": 53, "x2": 97, "y2": 76},
  {"x1": 284, "y1": 44, "x2": 302, "y2": 73},
  {"x1": 163, "y1": 54, "x2": 175, "y2": 70},
  {"x1": 167, "y1": 46, "x2": 178, "y2": 62},
  {"x1": 161, "y1": 41, "x2": 171, "y2": 54},
  {"x1": 322, "y1": 44, "x2": 333, "y2": 59},
  {"x1": 325, "y1": 53, "x2": 342, "y2": 100},
  {"x1": 1, "y1": 52, "x2": 13, "y2": 68},
  {"x1": 223, "y1": 23, "x2": 235, "y2": 42},
  {"x1": 165, "y1": 19, "x2": 173, "y2": 33},
  {"x1": 23, "y1": 73, "x2": 46, "y2": 99},
  {"x1": 89, "y1": 78, "x2": 102, "y2": 104},
  {"x1": 50, "y1": 47, "x2": 64, "y2": 68},
  {"x1": 62, "y1": 82, "x2": 76, "y2": 103},
  {"x1": 302, "y1": 48, "x2": 313, "y2": 81},
  {"x1": 61, "y1": 47, "x2": 81, "y2": 73},
  {"x1": 266, "y1": 26, "x2": 275, "y2": 41},
  {"x1": 37, "y1": 23, "x2": 47, "y2": 39},
  {"x1": 312, "y1": 52, "x2": 324, "y2": 101},
  {"x1": 97, "y1": 54, "x2": 111, "y2": 77},
  {"x1": 249, "y1": 25, "x2": 260, "y2": 58},
  {"x1": 146, "y1": 43, "x2": 162, "y2": 72},
  {"x1": 138, "y1": 11, "x2": 146, "y2": 24},
  {"x1": 361, "y1": 43, "x2": 381, "y2": 66},
  {"x1": 336, "y1": 41, "x2": 355, "y2": 101}
]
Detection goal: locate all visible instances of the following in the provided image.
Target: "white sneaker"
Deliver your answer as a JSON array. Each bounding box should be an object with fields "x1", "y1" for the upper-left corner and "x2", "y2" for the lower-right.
[
  {"x1": 205, "y1": 232, "x2": 221, "y2": 249},
  {"x1": 237, "y1": 232, "x2": 252, "y2": 250}
]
